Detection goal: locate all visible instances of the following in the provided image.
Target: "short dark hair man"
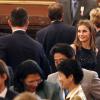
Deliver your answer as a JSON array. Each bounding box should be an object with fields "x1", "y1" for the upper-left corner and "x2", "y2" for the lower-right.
[
  {"x1": 0, "y1": 7, "x2": 51, "y2": 78},
  {"x1": 57, "y1": 59, "x2": 86, "y2": 99}
]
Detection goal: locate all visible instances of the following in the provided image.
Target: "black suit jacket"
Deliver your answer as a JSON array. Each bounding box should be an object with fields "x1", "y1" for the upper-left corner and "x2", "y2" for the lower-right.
[
  {"x1": 0, "y1": 30, "x2": 51, "y2": 77},
  {"x1": 5, "y1": 89, "x2": 17, "y2": 100},
  {"x1": 36, "y1": 21, "x2": 76, "y2": 59}
]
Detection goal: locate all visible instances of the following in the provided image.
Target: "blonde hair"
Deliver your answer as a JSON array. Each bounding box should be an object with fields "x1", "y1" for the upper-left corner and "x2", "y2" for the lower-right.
[
  {"x1": 74, "y1": 19, "x2": 96, "y2": 51},
  {"x1": 90, "y1": 7, "x2": 100, "y2": 28},
  {"x1": 13, "y1": 92, "x2": 41, "y2": 100}
]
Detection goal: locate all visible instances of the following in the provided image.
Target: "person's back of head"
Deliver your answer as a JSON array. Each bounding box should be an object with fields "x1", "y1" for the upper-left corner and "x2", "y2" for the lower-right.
[
  {"x1": 13, "y1": 92, "x2": 41, "y2": 100},
  {"x1": 57, "y1": 59, "x2": 83, "y2": 85},
  {"x1": 8, "y1": 7, "x2": 28, "y2": 27},
  {"x1": 48, "y1": 3, "x2": 63, "y2": 21}
]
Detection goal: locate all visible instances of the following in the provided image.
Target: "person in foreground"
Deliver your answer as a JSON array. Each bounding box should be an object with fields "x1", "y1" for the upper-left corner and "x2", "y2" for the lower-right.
[
  {"x1": 13, "y1": 59, "x2": 63, "y2": 100},
  {"x1": 0, "y1": 60, "x2": 17, "y2": 100},
  {"x1": 13, "y1": 92, "x2": 41, "y2": 100},
  {"x1": 57, "y1": 59, "x2": 86, "y2": 100},
  {"x1": 47, "y1": 43, "x2": 100, "y2": 100}
]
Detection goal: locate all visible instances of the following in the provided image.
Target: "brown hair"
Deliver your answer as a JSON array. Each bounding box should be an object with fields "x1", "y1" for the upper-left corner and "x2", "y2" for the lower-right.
[
  {"x1": 13, "y1": 92, "x2": 41, "y2": 100},
  {"x1": 0, "y1": 60, "x2": 9, "y2": 87},
  {"x1": 74, "y1": 19, "x2": 96, "y2": 51},
  {"x1": 48, "y1": 3, "x2": 63, "y2": 21}
]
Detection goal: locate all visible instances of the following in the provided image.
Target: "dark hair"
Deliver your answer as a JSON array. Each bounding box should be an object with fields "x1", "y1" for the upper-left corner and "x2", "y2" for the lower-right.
[
  {"x1": 48, "y1": 3, "x2": 63, "y2": 21},
  {"x1": 14, "y1": 59, "x2": 45, "y2": 92},
  {"x1": 0, "y1": 60, "x2": 9, "y2": 87},
  {"x1": 50, "y1": 43, "x2": 75, "y2": 59},
  {"x1": 9, "y1": 7, "x2": 28, "y2": 27},
  {"x1": 57, "y1": 59, "x2": 83, "y2": 84}
]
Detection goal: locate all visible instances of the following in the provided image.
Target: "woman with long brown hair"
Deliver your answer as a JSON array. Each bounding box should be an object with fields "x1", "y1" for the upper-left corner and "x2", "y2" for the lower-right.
[{"x1": 71, "y1": 19, "x2": 98, "y2": 71}]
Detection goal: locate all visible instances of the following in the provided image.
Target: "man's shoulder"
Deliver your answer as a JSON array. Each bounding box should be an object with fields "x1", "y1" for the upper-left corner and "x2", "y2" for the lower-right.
[
  {"x1": 48, "y1": 72, "x2": 58, "y2": 79},
  {"x1": 82, "y1": 68, "x2": 99, "y2": 86},
  {"x1": 47, "y1": 72, "x2": 59, "y2": 84},
  {"x1": 82, "y1": 68, "x2": 97, "y2": 76}
]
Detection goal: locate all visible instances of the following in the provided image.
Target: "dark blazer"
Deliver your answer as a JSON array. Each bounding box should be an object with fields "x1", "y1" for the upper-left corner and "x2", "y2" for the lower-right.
[
  {"x1": 58, "y1": 0, "x2": 97, "y2": 25},
  {"x1": 0, "y1": 30, "x2": 51, "y2": 77},
  {"x1": 5, "y1": 89, "x2": 17, "y2": 100},
  {"x1": 36, "y1": 80, "x2": 63, "y2": 100},
  {"x1": 36, "y1": 21, "x2": 76, "y2": 59}
]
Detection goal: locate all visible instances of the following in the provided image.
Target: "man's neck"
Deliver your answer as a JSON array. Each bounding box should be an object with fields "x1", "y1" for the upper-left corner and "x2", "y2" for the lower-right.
[{"x1": 12, "y1": 26, "x2": 26, "y2": 33}]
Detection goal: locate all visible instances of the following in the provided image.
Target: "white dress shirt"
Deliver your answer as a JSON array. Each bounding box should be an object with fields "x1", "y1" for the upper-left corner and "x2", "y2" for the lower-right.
[
  {"x1": 66, "y1": 85, "x2": 87, "y2": 100},
  {"x1": 0, "y1": 87, "x2": 7, "y2": 98}
]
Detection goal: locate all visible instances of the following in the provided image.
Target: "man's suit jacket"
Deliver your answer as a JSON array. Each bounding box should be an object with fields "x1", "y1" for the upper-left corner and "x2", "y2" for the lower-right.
[
  {"x1": 5, "y1": 89, "x2": 17, "y2": 100},
  {"x1": 36, "y1": 21, "x2": 76, "y2": 60},
  {"x1": 58, "y1": 0, "x2": 97, "y2": 25},
  {"x1": 36, "y1": 80, "x2": 63, "y2": 100},
  {"x1": 47, "y1": 69, "x2": 100, "y2": 100},
  {"x1": 0, "y1": 30, "x2": 51, "y2": 77}
]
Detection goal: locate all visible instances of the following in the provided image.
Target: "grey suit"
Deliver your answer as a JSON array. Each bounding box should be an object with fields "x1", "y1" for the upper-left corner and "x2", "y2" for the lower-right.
[
  {"x1": 57, "y1": 0, "x2": 97, "y2": 25},
  {"x1": 47, "y1": 69, "x2": 100, "y2": 100},
  {"x1": 36, "y1": 81, "x2": 64, "y2": 100}
]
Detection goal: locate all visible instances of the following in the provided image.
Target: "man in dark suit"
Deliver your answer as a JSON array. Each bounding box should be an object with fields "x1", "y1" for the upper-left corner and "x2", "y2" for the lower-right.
[
  {"x1": 57, "y1": 0, "x2": 97, "y2": 25},
  {"x1": 36, "y1": 3, "x2": 76, "y2": 71},
  {"x1": 0, "y1": 7, "x2": 51, "y2": 78},
  {"x1": 0, "y1": 60, "x2": 17, "y2": 100}
]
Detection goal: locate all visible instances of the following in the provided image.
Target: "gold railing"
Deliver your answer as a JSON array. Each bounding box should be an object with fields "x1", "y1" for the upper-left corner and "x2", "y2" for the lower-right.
[{"x1": 0, "y1": 0, "x2": 56, "y2": 5}]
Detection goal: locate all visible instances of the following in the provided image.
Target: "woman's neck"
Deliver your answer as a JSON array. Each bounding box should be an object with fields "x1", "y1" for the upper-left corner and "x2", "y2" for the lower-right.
[{"x1": 82, "y1": 41, "x2": 90, "y2": 49}]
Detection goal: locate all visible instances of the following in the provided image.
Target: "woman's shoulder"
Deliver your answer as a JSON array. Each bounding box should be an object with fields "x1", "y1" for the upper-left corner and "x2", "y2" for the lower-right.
[{"x1": 71, "y1": 44, "x2": 77, "y2": 54}]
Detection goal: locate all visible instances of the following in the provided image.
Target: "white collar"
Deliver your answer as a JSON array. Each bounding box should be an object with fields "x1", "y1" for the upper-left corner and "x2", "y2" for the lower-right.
[
  {"x1": 0, "y1": 87, "x2": 7, "y2": 98},
  {"x1": 12, "y1": 29, "x2": 26, "y2": 33},
  {"x1": 66, "y1": 85, "x2": 81, "y2": 99}
]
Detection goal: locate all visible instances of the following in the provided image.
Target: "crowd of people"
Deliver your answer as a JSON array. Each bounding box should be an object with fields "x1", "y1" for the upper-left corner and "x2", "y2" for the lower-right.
[{"x1": 0, "y1": 0, "x2": 100, "y2": 100}]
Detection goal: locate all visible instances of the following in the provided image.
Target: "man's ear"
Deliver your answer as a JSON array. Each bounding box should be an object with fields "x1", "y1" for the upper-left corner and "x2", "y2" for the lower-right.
[
  {"x1": 8, "y1": 19, "x2": 12, "y2": 27},
  {"x1": 2, "y1": 73, "x2": 7, "y2": 81},
  {"x1": 26, "y1": 19, "x2": 29, "y2": 26}
]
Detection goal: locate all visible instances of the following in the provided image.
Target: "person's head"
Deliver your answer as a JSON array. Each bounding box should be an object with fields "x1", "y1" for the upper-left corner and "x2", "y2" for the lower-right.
[
  {"x1": 48, "y1": 3, "x2": 63, "y2": 21},
  {"x1": 75, "y1": 19, "x2": 96, "y2": 51},
  {"x1": 14, "y1": 60, "x2": 45, "y2": 93},
  {"x1": 0, "y1": 60, "x2": 10, "y2": 88},
  {"x1": 50, "y1": 43, "x2": 75, "y2": 67},
  {"x1": 8, "y1": 7, "x2": 29, "y2": 28},
  {"x1": 13, "y1": 92, "x2": 41, "y2": 100},
  {"x1": 57, "y1": 59, "x2": 83, "y2": 90},
  {"x1": 90, "y1": 7, "x2": 100, "y2": 29}
]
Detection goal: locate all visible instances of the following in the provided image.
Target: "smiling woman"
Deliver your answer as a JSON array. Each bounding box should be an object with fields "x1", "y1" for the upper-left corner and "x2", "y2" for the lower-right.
[{"x1": 71, "y1": 19, "x2": 97, "y2": 71}]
